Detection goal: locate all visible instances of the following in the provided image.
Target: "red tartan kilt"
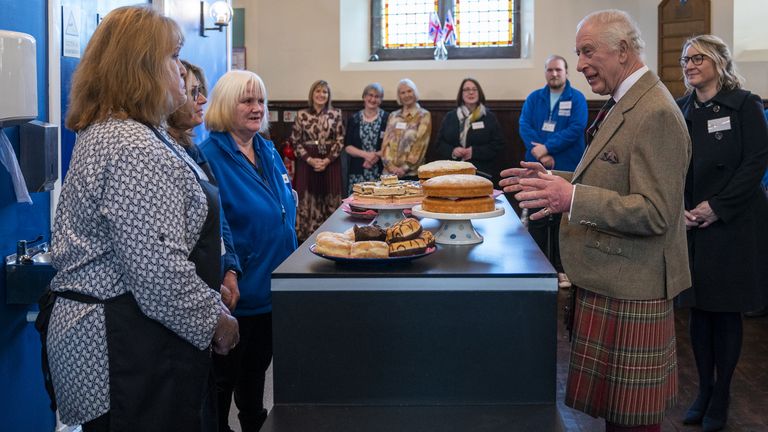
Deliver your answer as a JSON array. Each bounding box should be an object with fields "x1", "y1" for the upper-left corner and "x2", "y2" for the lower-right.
[{"x1": 565, "y1": 288, "x2": 678, "y2": 426}]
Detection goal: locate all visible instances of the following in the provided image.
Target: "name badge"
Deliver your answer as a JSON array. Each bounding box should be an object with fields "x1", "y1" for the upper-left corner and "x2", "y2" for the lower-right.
[
  {"x1": 542, "y1": 121, "x2": 556, "y2": 132},
  {"x1": 558, "y1": 109, "x2": 571, "y2": 117},
  {"x1": 471, "y1": 121, "x2": 485, "y2": 130},
  {"x1": 282, "y1": 173, "x2": 290, "y2": 184},
  {"x1": 559, "y1": 101, "x2": 572, "y2": 109},
  {"x1": 221, "y1": 237, "x2": 226, "y2": 256},
  {"x1": 396, "y1": 122, "x2": 407, "y2": 130},
  {"x1": 707, "y1": 116, "x2": 731, "y2": 133}
]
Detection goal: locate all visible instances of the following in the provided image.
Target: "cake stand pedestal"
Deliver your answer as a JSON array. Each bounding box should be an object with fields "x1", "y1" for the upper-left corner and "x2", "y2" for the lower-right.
[
  {"x1": 346, "y1": 201, "x2": 419, "y2": 228},
  {"x1": 411, "y1": 205, "x2": 505, "y2": 245}
]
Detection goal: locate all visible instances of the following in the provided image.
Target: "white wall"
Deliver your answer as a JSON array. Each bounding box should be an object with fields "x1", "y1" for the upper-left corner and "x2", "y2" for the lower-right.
[{"x1": 233, "y1": 0, "x2": 767, "y2": 100}]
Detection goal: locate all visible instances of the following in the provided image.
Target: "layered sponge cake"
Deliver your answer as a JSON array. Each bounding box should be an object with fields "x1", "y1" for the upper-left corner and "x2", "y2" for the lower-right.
[
  {"x1": 417, "y1": 160, "x2": 476, "y2": 180},
  {"x1": 421, "y1": 174, "x2": 495, "y2": 214}
]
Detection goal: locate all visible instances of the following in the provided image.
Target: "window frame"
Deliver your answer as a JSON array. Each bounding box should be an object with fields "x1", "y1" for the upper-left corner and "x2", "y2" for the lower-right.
[{"x1": 370, "y1": 0, "x2": 521, "y2": 61}]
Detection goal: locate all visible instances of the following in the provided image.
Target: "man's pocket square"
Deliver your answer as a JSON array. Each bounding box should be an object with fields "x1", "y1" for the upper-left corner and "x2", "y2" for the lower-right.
[{"x1": 598, "y1": 150, "x2": 619, "y2": 164}]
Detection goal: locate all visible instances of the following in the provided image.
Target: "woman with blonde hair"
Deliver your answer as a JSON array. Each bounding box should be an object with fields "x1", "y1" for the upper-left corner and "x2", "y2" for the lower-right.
[
  {"x1": 45, "y1": 6, "x2": 238, "y2": 431},
  {"x1": 288, "y1": 80, "x2": 345, "y2": 242},
  {"x1": 380, "y1": 78, "x2": 431, "y2": 180},
  {"x1": 677, "y1": 34, "x2": 768, "y2": 432},
  {"x1": 200, "y1": 70, "x2": 298, "y2": 432}
]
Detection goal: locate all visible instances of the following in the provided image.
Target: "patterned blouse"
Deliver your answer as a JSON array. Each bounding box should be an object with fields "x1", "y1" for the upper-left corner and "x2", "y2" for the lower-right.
[
  {"x1": 47, "y1": 118, "x2": 220, "y2": 425},
  {"x1": 290, "y1": 107, "x2": 345, "y2": 161},
  {"x1": 347, "y1": 110, "x2": 385, "y2": 193},
  {"x1": 381, "y1": 105, "x2": 432, "y2": 177}
]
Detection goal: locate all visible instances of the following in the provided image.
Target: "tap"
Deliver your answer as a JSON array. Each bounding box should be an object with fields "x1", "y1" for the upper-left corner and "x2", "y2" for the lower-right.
[{"x1": 14, "y1": 235, "x2": 44, "y2": 264}]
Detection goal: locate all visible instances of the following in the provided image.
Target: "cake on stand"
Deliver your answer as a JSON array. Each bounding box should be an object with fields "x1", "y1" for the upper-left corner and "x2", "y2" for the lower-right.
[{"x1": 411, "y1": 205, "x2": 504, "y2": 245}]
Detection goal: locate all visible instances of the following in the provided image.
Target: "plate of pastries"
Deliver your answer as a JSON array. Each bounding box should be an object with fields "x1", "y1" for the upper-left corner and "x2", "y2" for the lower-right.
[
  {"x1": 310, "y1": 218, "x2": 436, "y2": 264},
  {"x1": 340, "y1": 200, "x2": 413, "y2": 220}
]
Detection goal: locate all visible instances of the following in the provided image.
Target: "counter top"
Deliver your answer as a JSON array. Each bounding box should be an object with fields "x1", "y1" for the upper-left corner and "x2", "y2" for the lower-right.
[{"x1": 273, "y1": 196, "x2": 556, "y2": 284}]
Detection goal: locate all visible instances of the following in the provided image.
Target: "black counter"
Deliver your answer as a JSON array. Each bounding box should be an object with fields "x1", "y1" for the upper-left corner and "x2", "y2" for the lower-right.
[{"x1": 266, "y1": 197, "x2": 561, "y2": 432}]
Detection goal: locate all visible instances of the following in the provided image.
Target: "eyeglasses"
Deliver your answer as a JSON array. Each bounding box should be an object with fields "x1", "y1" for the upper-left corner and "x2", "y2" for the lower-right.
[
  {"x1": 189, "y1": 86, "x2": 205, "y2": 101},
  {"x1": 679, "y1": 54, "x2": 708, "y2": 67},
  {"x1": 462, "y1": 88, "x2": 478, "y2": 93}
]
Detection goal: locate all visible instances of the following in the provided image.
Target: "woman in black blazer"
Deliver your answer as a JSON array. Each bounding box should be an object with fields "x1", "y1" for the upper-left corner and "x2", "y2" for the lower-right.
[
  {"x1": 676, "y1": 34, "x2": 768, "y2": 432},
  {"x1": 434, "y1": 78, "x2": 505, "y2": 182}
]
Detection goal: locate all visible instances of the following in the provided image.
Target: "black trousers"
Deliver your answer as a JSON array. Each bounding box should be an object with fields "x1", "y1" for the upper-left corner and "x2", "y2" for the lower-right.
[
  {"x1": 214, "y1": 312, "x2": 273, "y2": 432},
  {"x1": 81, "y1": 412, "x2": 110, "y2": 432},
  {"x1": 527, "y1": 210, "x2": 564, "y2": 272}
]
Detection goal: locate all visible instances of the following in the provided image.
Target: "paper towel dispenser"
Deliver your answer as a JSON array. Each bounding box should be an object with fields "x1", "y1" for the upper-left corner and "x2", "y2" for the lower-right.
[{"x1": 0, "y1": 30, "x2": 38, "y2": 127}]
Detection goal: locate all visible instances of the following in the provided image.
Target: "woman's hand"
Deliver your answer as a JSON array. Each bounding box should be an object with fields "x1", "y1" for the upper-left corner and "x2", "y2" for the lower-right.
[
  {"x1": 684, "y1": 210, "x2": 699, "y2": 230},
  {"x1": 451, "y1": 147, "x2": 468, "y2": 160},
  {"x1": 313, "y1": 158, "x2": 331, "y2": 172},
  {"x1": 390, "y1": 167, "x2": 407, "y2": 178},
  {"x1": 213, "y1": 308, "x2": 239, "y2": 355},
  {"x1": 689, "y1": 201, "x2": 719, "y2": 228},
  {"x1": 364, "y1": 151, "x2": 380, "y2": 165},
  {"x1": 220, "y1": 271, "x2": 240, "y2": 311}
]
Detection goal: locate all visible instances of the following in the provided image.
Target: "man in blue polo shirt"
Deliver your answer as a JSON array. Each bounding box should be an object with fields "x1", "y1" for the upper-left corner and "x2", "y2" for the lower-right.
[{"x1": 519, "y1": 54, "x2": 588, "y2": 288}]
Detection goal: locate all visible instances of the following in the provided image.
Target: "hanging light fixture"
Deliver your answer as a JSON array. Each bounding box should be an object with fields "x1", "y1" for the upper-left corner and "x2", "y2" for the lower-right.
[{"x1": 200, "y1": 1, "x2": 233, "y2": 37}]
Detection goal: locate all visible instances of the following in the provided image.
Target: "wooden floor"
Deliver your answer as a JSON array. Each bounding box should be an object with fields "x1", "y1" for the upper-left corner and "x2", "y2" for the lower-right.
[
  {"x1": 234, "y1": 289, "x2": 768, "y2": 432},
  {"x1": 555, "y1": 288, "x2": 768, "y2": 432}
]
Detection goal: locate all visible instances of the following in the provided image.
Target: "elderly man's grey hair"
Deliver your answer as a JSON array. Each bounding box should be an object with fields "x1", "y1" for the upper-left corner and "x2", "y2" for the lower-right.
[{"x1": 577, "y1": 9, "x2": 645, "y2": 56}]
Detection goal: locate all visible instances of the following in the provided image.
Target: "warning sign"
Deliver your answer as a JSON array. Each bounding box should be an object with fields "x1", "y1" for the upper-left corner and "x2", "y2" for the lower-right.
[{"x1": 63, "y1": 6, "x2": 81, "y2": 58}]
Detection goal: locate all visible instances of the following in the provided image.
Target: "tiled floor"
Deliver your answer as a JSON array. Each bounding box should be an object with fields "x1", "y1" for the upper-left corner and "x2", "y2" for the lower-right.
[{"x1": 228, "y1": 289, "x2": 768, "y2": 432}]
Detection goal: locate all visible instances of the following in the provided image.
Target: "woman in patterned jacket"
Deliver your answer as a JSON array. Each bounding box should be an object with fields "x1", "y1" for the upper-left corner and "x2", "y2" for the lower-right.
[
  {"x1": 289, "y1": 80, "x2": 346, "y2": 242},
  {"x1": 46, "y1": 6, "x2": 238, "y2": 431},
  {"x1": 380, "y1": 78, "x2": 432, "y2": 181}
]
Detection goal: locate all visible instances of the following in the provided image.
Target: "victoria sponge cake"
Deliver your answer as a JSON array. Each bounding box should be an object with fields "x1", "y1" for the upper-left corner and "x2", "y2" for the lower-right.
[
  {"x1": 421, "y1": 174, "x2": 495, "y2": 214},
  {"x1": 417, "y1": 160, "x2": 476, "y2": 180}
]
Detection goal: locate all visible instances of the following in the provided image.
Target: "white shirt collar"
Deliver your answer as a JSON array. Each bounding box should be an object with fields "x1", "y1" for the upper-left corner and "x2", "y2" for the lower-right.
[{"x1": 612, "y1": 65, "x2": 649, "y2": 103}]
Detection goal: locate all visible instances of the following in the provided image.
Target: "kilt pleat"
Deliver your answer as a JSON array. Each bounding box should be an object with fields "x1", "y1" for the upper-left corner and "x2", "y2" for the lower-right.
[{"x1": 565, "y1": 288, "x2": 678, "y2": 425}]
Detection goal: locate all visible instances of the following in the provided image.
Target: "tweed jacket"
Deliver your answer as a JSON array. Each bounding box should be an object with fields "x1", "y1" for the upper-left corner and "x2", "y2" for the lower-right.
[{"x1": 559, "y1": 71, "x2": 692, "y2": 300}]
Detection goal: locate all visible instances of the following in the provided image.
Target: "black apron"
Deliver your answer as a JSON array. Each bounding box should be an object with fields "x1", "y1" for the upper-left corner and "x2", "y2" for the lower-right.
[{"x1": 37, "y1": 125, "x2": 223, "y2": 431}]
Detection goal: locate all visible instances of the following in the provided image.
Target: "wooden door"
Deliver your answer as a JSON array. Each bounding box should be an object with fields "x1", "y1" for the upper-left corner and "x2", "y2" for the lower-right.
[{"x1": 658, "y1": 0, "x2": 710, "y2": 98}]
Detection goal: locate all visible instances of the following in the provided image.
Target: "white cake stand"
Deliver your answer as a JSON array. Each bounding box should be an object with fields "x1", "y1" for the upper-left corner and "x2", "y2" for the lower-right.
[
  {"x1": 346, "y1": 201, "x2": 420, "y2": 228},
  {"x1": 411, "y1": 205, "x2": 505, "y2": 245}
]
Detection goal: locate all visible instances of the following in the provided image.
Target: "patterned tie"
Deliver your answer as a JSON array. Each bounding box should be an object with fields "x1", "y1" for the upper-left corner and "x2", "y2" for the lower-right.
[{"x1": 585, "y1": 97, "x2": 616, "y2": 147}]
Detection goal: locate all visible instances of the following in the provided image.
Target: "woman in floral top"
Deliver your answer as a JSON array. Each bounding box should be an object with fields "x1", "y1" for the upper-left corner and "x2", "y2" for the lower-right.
[
  {"x1": 344, "y1": 82, "x2": 389, "y2": 195},
  {"x1": 289, "y1": 80, "x2": 345, "y2": 242},
  {"x1": 380, "y1": 78, "x2": 432, "y2": 180}
]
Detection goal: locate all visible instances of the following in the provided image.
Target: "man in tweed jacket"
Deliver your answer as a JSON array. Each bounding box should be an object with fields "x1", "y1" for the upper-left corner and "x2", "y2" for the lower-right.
[{"x1": 501, "y1": 9, "x2": 691, "y2": 432}]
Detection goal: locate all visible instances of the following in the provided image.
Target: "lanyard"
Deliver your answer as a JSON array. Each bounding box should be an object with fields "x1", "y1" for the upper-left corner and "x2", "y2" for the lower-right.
[{"x1": 145, "y1": 124, "x2": 208, "y2": 182}]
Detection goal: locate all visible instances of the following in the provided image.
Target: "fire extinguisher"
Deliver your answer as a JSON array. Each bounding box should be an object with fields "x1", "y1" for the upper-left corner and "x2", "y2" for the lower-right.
[{"x1": 281, "y1": 141, "x2": 296, "y2": 181}]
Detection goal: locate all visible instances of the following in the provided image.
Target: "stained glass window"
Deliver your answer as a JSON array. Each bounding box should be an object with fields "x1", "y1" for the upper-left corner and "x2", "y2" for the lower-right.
[
  {"x1": 372, "y1": 0, "x2": 520, "y2": 60},
  {"x1": 455, "y1": 0, "x2": 513, "y2": 47},
  {"x1": 382, "y1": 0, "x2": 439, "y2": 49}
]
